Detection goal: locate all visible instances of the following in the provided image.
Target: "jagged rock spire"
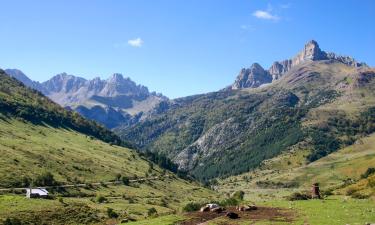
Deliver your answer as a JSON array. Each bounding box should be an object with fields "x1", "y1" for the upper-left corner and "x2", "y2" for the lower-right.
[{"x1": 231, "y1": 40, "x2": 366, "y2": 89}]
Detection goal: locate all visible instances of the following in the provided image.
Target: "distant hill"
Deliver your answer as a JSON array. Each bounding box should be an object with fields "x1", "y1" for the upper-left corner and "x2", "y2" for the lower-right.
[
  {"x1": 4, "y1": 70, "x2": 168, "y2": 128},
  {"x1": 119, "y1": 40, "x2": 375, "y2": 181}
]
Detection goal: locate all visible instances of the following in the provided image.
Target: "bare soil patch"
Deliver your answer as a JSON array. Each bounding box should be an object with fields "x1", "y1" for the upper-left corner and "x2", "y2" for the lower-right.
[{"x1": 179, "y1": 206, "x2": 295, "y2": 225}]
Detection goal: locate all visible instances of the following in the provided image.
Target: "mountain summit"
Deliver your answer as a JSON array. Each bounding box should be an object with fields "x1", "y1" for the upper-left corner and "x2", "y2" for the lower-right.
[
  {"x1": 4, "y1": 70, "x2": 168, "y2": 128},
  {"x1": 232, "y1": 40, "x2": 366, "y2": 89}
]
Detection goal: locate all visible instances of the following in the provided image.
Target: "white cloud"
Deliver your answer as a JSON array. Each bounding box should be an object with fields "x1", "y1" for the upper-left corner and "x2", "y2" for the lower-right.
[
  {"x1": 128, "y1": 38, "x2": 143, "y2": 47},
  {"x1": 252, "y1": 10, "x2": 279, "y2": 21}
]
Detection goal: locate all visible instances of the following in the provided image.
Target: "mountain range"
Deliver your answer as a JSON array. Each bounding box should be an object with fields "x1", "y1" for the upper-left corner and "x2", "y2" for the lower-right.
[
  {"x1": 4, "y1": 40, "x2": 375, "y2": 182},
  {"x1": 4, "y1": 70, "x2": 168, "y2": 128},
  {"x1": 117, "y1": 40, "x2": 375, "y2": 181}
]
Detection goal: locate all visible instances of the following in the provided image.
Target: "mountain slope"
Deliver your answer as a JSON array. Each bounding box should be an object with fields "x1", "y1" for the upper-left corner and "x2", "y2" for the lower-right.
[
  {"x1": 0, "y1": 69, "x2": 217, "y2": 224},
  {"x1": 4, "y1": 70, "x2": 168, "y2": 129},
  {"x1": 119, "y1": 41, "x2": 375, "y2": 181}
]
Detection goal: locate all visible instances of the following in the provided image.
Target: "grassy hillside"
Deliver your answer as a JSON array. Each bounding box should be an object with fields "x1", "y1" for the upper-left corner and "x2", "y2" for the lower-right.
[
  {"x1": 0, "y1": 70, "x2": 127, "y2": 146},
  {"x1": 119, "y1": 61, "x2": 375, "y2": 181},
  {"x1": 0, "y1": 70, "x2": 218, "y2": 224},
  {"x1": 217, "y1": 133, "x2": 375, "y2": 200}
]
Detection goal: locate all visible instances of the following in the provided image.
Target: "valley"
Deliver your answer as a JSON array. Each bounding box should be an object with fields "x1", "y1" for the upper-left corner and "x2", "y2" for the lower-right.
[{"x1": 1, "y1": 40, "x2": 374, "y2": 224}]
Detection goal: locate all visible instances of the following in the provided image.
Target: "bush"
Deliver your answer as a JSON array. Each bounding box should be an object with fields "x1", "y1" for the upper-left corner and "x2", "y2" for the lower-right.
[
  {"x1": 58, "y1": 197, "x2": 64, "y2": 204},
  {"x1": 361, "y1": 167, "x2": 375, "y2": 179},
  {"x1": 107, "y1": 208, "x2": 119, "y2": 218},
  {"x1": 183, "y1": 202, "x2": 202, "y2": 212},
  {"x1": 287, "y1": 192, "x2": 310, "y2": 201},
  {"x1": 220, "y1": 197, "x2": 239, "y2": 206},
  {"x1": 147, "y1": 207, "x2": 157, "y2": 217},
  {"x1": 321, "y1": 189, "x2": 334, "y2": 196},
  {"x1": 33, "y1": 172, "x2": 57, "y2": 186},
  {"x1": 96, "y1": 195, "x2": 107, "y2": 203},
  {"x1": 231, "y1": 190, "x2": 245, "y2": 201}
]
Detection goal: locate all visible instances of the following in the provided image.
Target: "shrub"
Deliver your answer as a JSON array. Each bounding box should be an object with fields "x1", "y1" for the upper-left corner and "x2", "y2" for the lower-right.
[
  {"x1": 96, "y1": 195, "x2": 107, "y2": 203},
  {"x1": 33, "y1": 172, "x2": 57, "y2": 186},
  {"x1": 147, "y1": 207, "x2": 157, "y2": 217},
  {"x1": 183, "y1": 202, "x2": 202, "y2": 212},
  {"x1": 361, "y1": 167, "x2": 375, "y2": 179},
  {"x1": 107, "y1": 208, "x2": 119, "y2": 218},
  {"x1": 231, "y1": 190, "x2": 245, "y2": 201},
  {"x1": 287, "y1": 192, "x2": 310, "y2": 201},
  {"x1": 321, "y1": 189, "x2": 334, "y2": 196},
  {"x1": 220, "y1": 197, "x2": 239, "y2": 206}
]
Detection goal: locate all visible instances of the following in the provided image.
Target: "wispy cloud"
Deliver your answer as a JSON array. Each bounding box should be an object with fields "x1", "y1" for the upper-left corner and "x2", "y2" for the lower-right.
[
  {"x1": 127, "y1": 38, "x2": 143, "y2": 47},
  {"x1": 252, "y1": 10, "x2": 279, "y2": 21}
]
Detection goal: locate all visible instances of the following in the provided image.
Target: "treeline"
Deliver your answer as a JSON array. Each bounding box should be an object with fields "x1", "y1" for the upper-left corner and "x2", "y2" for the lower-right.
[
  {"x1": 307, "y1": 106, "x2": 375, "y2": 162},
  {"x1": 0, "y1": 71, "x2": 131, "y2": 148}
]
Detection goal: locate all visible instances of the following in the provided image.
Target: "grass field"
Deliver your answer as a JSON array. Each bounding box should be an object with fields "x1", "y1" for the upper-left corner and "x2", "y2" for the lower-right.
[
  {"x1": 0, "y1": 115, "x2": 218, "y2": 224},
  {"x1": 218, "y1": 133, "x2": 375, "y2": 199},
  {"x1": 120, "y1": 196, "x2": 375, "y2": 225}
]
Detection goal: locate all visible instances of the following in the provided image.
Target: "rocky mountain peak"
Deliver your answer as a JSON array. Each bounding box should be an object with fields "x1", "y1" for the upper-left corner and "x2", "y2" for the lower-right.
[
  {"x1": 292, "y1": 40, "x2": 327, "y2": 66},
  {"x1": 232, "y1": 63, "x2": 272, "y2": 89},
  {"x1": 232, "y1": 40, "x2": 367, "y2": 89},
  {"x1": 108, "y1": 73, "x2": 125, "y2": 83}
]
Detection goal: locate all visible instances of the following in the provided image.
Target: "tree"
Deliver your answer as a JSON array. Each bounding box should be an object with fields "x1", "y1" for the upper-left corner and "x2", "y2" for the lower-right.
[{"x1": 33, "y1": 172, "x2": 56, "y2": 186}]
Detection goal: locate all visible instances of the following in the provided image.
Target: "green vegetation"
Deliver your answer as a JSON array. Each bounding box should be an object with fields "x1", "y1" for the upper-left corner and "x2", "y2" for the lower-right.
[
  {"x1": 121, "y1": 62, "x2": 375, "y2": 181},
  {"x1": 0, "y1": 69, "x2": 218, "y2": 224},
  {"x1": 183, "y1": 202, "x2": 202, "y2": 212},
  {"x1": 0, "y1": 70, "x2": 129, "y2": 147},
  {"x1": 125, "y1": 214, "x2": 184, "y2": 225},
  {"x1": 0, "y1": 116, "x2": 218, "y2": 224}
]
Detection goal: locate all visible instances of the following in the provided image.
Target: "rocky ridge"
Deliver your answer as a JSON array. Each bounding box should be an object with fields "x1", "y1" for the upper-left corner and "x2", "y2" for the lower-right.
[
  {"x1": 4, "y1": 70, "x2": 168, "y2": 128},
  {"x1": 232, "y1": 40, "x2": 366, "y2": 89}
]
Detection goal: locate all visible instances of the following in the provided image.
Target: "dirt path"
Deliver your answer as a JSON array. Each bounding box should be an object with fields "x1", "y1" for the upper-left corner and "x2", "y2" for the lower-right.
[
  {"x1": 180, "y1": 206, "x2": 295, "y2": 225},
  {"x1": 0, "y1": 175, "x2": 170, "y2": 192}
]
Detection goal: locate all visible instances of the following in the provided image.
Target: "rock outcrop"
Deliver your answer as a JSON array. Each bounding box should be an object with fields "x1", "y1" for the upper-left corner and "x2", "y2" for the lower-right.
[
  {"x1": 232, "y1": 40, "x2": 366, "y2": 89},
  {"x1": 231, "y1": 63, "x2": 272, "y2": 89}
]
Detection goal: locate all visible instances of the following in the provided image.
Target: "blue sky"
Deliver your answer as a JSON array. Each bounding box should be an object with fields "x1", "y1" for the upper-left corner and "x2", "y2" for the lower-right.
[{"x1": 0, "y1": 0, "x2": 374, "y2": 98}]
